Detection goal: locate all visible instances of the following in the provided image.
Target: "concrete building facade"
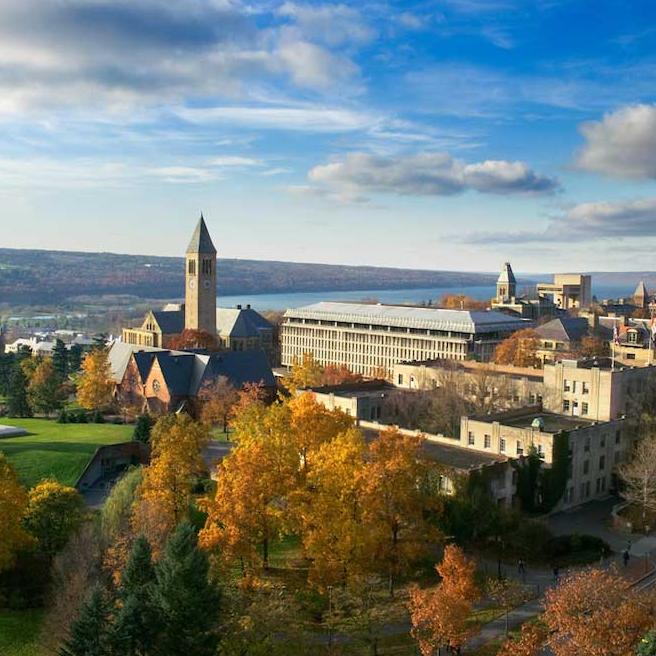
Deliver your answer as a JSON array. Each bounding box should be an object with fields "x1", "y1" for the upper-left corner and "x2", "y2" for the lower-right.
[
  {"x1": 281, "y1": 301, "x2": 529, "y2": 377},
  {"x1": 536, "y1": 273, "x2": 592, "y2": 310}
]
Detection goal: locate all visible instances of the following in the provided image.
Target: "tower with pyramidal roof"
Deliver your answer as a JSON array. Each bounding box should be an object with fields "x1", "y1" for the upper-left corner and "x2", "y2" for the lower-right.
[{"x1": 185, "y1": 214, "x2": 217, "y2": 336}]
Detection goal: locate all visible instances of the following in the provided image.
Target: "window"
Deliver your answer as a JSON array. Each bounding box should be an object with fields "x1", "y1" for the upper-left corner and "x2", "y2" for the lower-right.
[
  {"x1": 600, "y1": 435, "x2": 605, "y2": 448},
  {"x1": 537, "y1": 443, "x2": 544, "y2": 457},
  {"x1": 188, "y1": 259, "x2": 196, "y2": 275},
  {"x1": 397, "y1": 374, "x2": 404, "y2": 385},
  {"x1": 627, "y1": 353, "x2": 636, "y2": 360},
  {"x1": 583, "y1": 460, "x2": 590, "y2": 475},
  {"x1": 584, "y1": 437, "x2": 591, "y2": 452},
  {"x1": 628, "y1": 330, "x2": 639, "y2": 344},
  {"x1": 563, "y1": 400, "x2": 570, "y2": 412},
  {"x1": 537, "y1": 395, "x2": 543, "y2": 404},
  {"x1": 615, "y1": 430, "x2": 621, "y2": 445},
  {"x1": 599, "y1": 455, "x2": 605, "y2": 471},
  {"x1": 468, "y1": 432, "x2": 475, "y2": 446},
  {"x1": 528, "y1": 393, "x2": 535, "y2": 404},
  {"x1": 572, "y1": 381, "x2": 577, "y2": 393},
  {"x1": 582, "y1": 402, "x2": 589, "y2": 415},
  {"x1": 500, "y1": 438, "x2": 506, "y2": 452},
  {"x1": 202, "y1": 259, "x2": 212, "y2": 275},
  {"x1": 582, "y1": 381, "x2": 589, "y2": 394},
  {"x1": 516, "y1": 441, "x2": 524, "y2": 456},
  {"x1": 564, "y1": 380, "x2": 571, "y2": 392},
  {"x1": 484, "y1": 434, "x2": 491, "y2": 449}
]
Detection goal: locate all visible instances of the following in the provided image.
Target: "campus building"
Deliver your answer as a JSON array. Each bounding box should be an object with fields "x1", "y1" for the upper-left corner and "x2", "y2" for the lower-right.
[
  {"x1": 536, "y1": 273, "x2": 592, "y2": 310},
  {"x1": 280, "y1": 301, "x2": 529, "y2": 377},
  {"x1": 460, "y1": 407, "x2": 629, "y2": 509}
]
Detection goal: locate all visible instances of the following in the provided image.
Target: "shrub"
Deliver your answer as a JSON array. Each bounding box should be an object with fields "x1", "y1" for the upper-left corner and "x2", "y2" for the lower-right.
[
  {"x1": 56, "y1": 409, "x2": 68, "y2": 423},
  {"x1": 92, "y1": 410, "x2": 105, "y2": 424},
  {"x1": 543, "y1": 534, "x2": 610, "y2": 565}
]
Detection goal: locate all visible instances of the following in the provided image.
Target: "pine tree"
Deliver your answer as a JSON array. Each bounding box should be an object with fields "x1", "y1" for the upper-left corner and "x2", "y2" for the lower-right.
[
  {"x1": 59, "y1": 584, "x2": 112, "y2": 656},
  {"x1": 52, "y1": 339, "x2": 69, "y2": 379},
  {"x1": 154, "y1": 522, "x2": 220, "y2": 656},
  {"x1": 68, "y1": 344, "x2": 83, "y2": 372},
  {"x1": 7, "y1": 363, "x2": 32, "y2": 417},
  {"x1": 132, "y1": 415, "x2": 154, "y2": 445},
  {"x1": 111, "y1": 536, "x2": 160, "y2": 656}
]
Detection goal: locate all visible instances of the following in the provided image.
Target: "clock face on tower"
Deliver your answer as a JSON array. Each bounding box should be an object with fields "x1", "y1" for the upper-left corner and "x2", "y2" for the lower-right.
[
  {"x1": 203, "y1": 279, "x2": 211, "y2": 289},
  {"x1": 188, "y1": 279, "x2": 196, "y2": 289}
]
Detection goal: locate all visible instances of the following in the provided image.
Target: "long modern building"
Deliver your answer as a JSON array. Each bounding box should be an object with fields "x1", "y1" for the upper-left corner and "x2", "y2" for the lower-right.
[{"x1": 281, "y1": 301, "x2": 529, "y2": 376}]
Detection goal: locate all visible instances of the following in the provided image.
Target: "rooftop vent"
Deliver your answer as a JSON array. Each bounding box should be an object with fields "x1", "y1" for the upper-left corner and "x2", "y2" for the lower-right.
[{"x1": 531, "y1": 417, "x2": 545, "y2": 431}]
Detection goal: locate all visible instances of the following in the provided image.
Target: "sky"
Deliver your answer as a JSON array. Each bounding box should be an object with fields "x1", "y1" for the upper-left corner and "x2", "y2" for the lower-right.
[{"x1": 2, "y1": 0, "x2": 656, "y2": 273}]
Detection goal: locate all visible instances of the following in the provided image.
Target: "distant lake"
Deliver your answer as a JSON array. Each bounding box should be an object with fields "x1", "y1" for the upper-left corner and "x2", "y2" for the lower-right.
[{"x1": 218, "y1": 282, "x2": 637, "y2": 312}]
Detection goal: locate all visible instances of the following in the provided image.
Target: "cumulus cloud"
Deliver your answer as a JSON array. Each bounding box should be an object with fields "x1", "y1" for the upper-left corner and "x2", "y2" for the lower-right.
[
  {"x1": 463, "y1": 197, "x2": 656, "y2": 244},
  {"x1": 576, "y1": 104, "x2": 656, "y2": 179},
  {"x1": 0, "y1": 0, "x2": 367, "y2": 116},
  {"x1": 307, "y1": 152, "x2": 558, "y2": 199}
]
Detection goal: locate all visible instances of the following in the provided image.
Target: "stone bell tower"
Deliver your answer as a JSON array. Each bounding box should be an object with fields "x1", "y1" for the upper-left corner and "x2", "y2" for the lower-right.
[
  {"x1": 185, "y1": 214, "x2": 217, "y2": 336},
  {"x1": 496, "y1": 262, "x2": 517, "y2": 303}
]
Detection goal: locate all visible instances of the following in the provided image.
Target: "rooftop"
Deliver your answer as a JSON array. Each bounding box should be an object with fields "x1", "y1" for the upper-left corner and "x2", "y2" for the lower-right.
[
  {"x1": 186, "y1": 215, "x2": 217, "y2": 255},
  {"x1": 308, "y1": 380, "x2": 395, "y2": 398},
  {"x1": 501, "y1": 411, "x2": 594, "y2": 432},
  {"x1": 285, "y1": 301, "x2": 528, "y2": 334},
  {"x1": 398, "y1": 358, "x2": 544, "y2": 380}
]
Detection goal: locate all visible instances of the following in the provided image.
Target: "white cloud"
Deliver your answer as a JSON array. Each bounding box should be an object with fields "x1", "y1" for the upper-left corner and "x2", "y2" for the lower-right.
[
  {"x1": 307, "y1": 151, "x2": 558, "y2": 199},
  {"x1": 576, "y1": 104, "x2": 656, "y2": 179},
  {"x1": 463, "y1": 196, "x2": 656, "y2": 244}
]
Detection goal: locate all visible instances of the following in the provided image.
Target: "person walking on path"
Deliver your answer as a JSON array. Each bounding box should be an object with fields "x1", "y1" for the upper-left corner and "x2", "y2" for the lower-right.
[{"x1": 518, "y1": 558, "x2": 526, "y2": 582}]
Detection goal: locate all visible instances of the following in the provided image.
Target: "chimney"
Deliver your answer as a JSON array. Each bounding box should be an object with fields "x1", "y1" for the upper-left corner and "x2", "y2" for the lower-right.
[
  {"x1": 237, "y1": 304, "x2": 242, "y2": 310},
  {"x1": 247, "y1": 304, "x2": 251, "y2": 309}
]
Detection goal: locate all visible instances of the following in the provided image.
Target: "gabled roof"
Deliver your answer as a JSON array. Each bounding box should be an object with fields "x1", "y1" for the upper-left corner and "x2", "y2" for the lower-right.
[
  {"x1": 151, "y1": 310, "x2": 184, "y2": 335},
  {"x1": 186, "y1": 215, "x2": 217, "y2": 255},
  {"x1": 192, "y1": 349, "x2": 275, "y2": 394},
  {"x1": 497, "y1": 262, "x2": 516, "y2": 285},
  {"x1": 133, "y1": 351, "x2": 157, "y2": 380},
  {"x1": 153, "y1": 352, "x2": 196, "y2": 396},
  {"x1": 535, "y1": 317, "x2": 589, "y2": 343},
  {"x1": 216, "y1": 307, "x2": 273, "y2": 338},
  {"x1": 285, "y1": 302, "x2": 528, "y2": 334}
]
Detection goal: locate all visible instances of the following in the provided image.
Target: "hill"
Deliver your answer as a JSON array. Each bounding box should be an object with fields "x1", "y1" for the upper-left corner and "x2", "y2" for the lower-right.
[{"x1": 0, "y1": 248, "x2": 496, "y2": 305}]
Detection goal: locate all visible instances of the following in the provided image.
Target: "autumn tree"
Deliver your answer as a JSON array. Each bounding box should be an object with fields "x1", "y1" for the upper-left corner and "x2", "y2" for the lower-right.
[
  {"x1": 359, "y1": 429, "x2": 438, "y2": 595},
  {"x1": 320, "y1": 364, "x2": 364, "y2": 386},
  {"x1": 132, "y1": 414, "x2": 210, "y2": 552},
  {"x1": 544, "y1": 567, "x2": 656, "y2": 656},
  {"x1": 168, "y1": 329, "x2": 219, "y2": 351},
  {"x1": 28, "y1": 357, "x2": 66, "y2": 416},
  {"x1": 24, "y1": 480, "x2": 85, "y2": 557},
  {"x1": 497, "y1": 620, "x2": 548, "y2": 656},
  {"x1": 618, "y1": 433, "x2": 656, "y2": 530},
  {"x1": 409, "y1": 546, "x2": 480, "y2": 655},
  {"x1": 199, "y1": 375, "x2": 239, "y2": 432},
  {"x1": 76, "y1": 348, "x2": 114, "y2": 411},
  {"x1": 495, "y1": 328, "x2": 541, "y2": 368},
  {"x1": 0, "y1": 453, "x2": 32, "y2": 571},
  {"x1": 486, "y1": 577, "x2": 532, "y2": 636},
  {"x1": 576, "y1": 335, "x2": 609, "y2": 359},
  {"x1": 440, "y1": 294, "x2": 488, "y2": 310},
  {"x1": 7, "y1": 363, "x2": 32, "y2": 417},
  {"x1": 284, "y1": 352, "x2": 324, "y2": 393},
  {"x1": 298, "y1": 428, "x2": 367, "y2": 588}
]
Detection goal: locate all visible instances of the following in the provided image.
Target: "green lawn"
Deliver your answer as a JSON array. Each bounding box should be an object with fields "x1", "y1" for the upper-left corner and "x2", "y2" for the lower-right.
[
  {"x1": 0, "y1": 610, "x2": 44, "y2": 656},
  {"x1": 0, "y1": 418, "x2": 132, "y2": 487}
]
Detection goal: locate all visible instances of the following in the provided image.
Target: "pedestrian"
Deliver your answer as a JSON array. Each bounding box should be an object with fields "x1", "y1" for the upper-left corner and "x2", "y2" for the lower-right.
[
  {"x1": 518, "y1": 558, "x2": 526, "y2": 582},
  {"x1": 623, "y1": 549, "x2": 630, "y2": 567},
  {"x1": 552, "y1": 565, "x2": 559, "y2": 583}
]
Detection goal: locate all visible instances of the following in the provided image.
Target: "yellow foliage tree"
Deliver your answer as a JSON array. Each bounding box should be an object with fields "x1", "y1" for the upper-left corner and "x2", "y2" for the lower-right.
[
  {"x1": 0, "y1": 454, "x2": 32, "y2": 571},
  {"x1": 284, "y1": 352, "x2": 324, "y2": 393},
  {"x1": 359, "y1": 429, "x2": 438, "y2": 595},
  {"x1": 299, "y1": 428, "x2": 367, "y2": 589},
  {"x1": 494, "y1": 328, "x2": 540, "y2": 368},
  {"x1": 132, "y1": 414, "x2": 210, "y2": 553},
  {"x1": 76, "y1": 348, "x2": 114, "y2": 411}
]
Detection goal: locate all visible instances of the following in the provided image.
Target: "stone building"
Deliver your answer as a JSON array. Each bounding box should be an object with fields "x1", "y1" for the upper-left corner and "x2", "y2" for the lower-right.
[
  {"x1": 536, "y1": 273, "x2": 592, "y2": 310},
  {"x1": 534, "y1": 316, "x2": 589, "y2": 364},
  {"x1": 460, "y1": 407, "x2": 628, "y2": 510},
  {"x1": 491, "y1": 262, "x2": 556, "y2": 319},
  {"x1": 281, "y1": 301, "x2": 529, "y2": 377}
]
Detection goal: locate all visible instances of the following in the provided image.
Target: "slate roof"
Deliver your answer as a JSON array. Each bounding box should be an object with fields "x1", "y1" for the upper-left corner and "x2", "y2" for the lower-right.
[
  {"x1": 152, "y1": 310, "x2": 185, "y2": 335},
  {"x1": 216, "y1": 307, "x2": 273, "y2": 338},
  {"x1": 497, "y1": 262, "x2": 516, "y2": 285},
  {"x1": 192, "y1": 349, "x2": 275, "y2": 394},
  {"x1": 634, "y1": 280, "x2": 649, "y2": 299},
  {"x1": 285, "y1": 302, "x2": 528, "y2": 334},
  {"x1": 186, "y1": 215, "x2": 217, "y2": 254},
  {"x1": 133, "y1": 351, "x2": 157, "y2": 380},
  {"x1": 535, "y1": 317, "x2": 589, "y2": 343},
  {"x1": 154, "y1": 352, "x2": 197, "y2": 396}
]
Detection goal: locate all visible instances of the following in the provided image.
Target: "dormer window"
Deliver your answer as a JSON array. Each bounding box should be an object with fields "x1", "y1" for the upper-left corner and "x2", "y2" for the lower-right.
[{"x1": 627, "y1": 330, "x2": 638, "y2": 344}]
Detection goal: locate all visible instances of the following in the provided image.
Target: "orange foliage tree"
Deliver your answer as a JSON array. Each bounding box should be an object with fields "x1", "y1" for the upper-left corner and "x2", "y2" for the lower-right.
[
  {"x1": 360, "y1": 428, "x2": 438, "y2": 595},
  {"x1": 409, "y1": 545, "x2": 480, "y2": 655},
  {"x1": 198, "y1": 375, "x2": 239, "y2": 431},
  {"x1": 320, "y1": 364, "x2": 364, "y2": 386},
  {"x1": 0, "y1": 454, "x2": 32, "y2": 571},
  {"x1": 495, "y1": 328, "x2": 540, "y2": 368},
  {"x1": 497, "y1": 621, "x2": 548, "y2": 656},
  {"x1": 440, "y1": 294, "x2": 488, "y2": 310},
  {"x1": 132, "y1": 414, "x2": 210, "y2": 554},
  {"x1": 168, "y1": 329, "x2": 219, "y2": 351},
  {"x1": 76, "y1": 348, "x2": 114, "y2": 411},
  {"x1": 544, "y1": 567, "x2": 656, "y2": 656}
]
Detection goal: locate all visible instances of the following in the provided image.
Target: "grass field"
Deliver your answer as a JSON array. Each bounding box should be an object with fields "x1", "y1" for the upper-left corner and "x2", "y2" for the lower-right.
[
  {"x1": 0, "y1": 418, "x2": 132, "y2": 487},
  {"x1": 0, "y1": 610, "x2": 43, "y2": 656}
]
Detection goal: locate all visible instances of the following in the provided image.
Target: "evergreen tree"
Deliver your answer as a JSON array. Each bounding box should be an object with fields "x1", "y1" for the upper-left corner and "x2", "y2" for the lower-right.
[
  {"x1": 154, "y1": 522, "x2": 220, "y2": 656},
  {"x1": 0, "y1": 352, "x2": 15, "y2": 397},
  {"x1": 59, "y1": 584, "x2": 112, "y2": 656},
  {"x1": 52, "y1": 339, "x2": 69, "y2": 379},
  {"x1": 132, "y1": 414, "x2": 154, "y2": 445},
  {"x1": 638, "y1": 631, "x2": 656, "y2": 656},
  {"x1": 111, "y1": 536, "x2": 160, "y2": 656},
  {"x1": 7, "y1": 364, "x2": 32, "y2": 417},
  {"x1": 68, "y1": 344, "x2": 83, "y2": 372}
]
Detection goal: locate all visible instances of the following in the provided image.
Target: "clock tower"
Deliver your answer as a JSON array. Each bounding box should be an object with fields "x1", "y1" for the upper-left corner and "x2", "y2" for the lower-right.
[{"x1": 185, "y1": 214, "x2": 217, "y2": 336}]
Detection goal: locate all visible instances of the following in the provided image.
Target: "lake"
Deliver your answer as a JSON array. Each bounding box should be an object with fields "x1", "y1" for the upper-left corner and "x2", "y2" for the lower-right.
[{"x1": 218, "y1": 282, "x2": 637, "y2": 312}]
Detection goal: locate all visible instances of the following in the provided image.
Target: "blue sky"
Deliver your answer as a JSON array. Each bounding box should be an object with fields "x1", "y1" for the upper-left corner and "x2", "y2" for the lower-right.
[{"x1": 2, "y1": 0, "x2": 656, "y2": 273}]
